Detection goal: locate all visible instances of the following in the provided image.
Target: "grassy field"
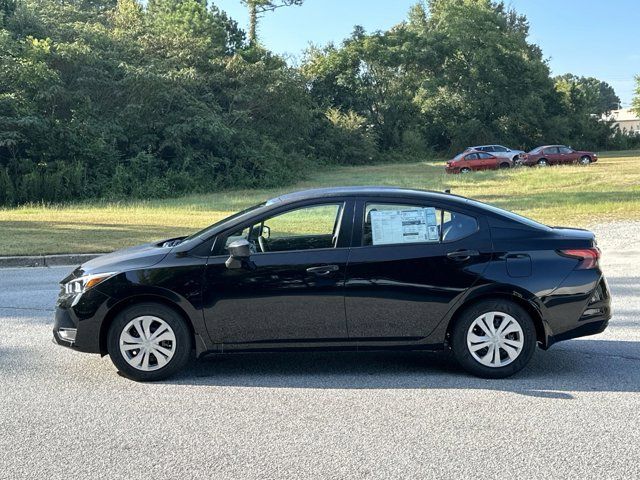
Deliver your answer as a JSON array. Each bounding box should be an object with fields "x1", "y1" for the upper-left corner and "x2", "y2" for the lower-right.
[{"x1": 1, "y1": 150, "x2": 639, "y2": 255}]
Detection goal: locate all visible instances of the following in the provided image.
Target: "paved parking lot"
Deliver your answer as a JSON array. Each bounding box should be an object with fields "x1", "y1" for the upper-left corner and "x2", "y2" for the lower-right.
[{"x1": 1, "y1": 226, "x2": 639, "y2": 479}]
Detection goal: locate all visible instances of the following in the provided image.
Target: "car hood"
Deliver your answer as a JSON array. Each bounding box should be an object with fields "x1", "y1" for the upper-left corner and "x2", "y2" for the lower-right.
[{"x1": 70, "y1": 240, "x2": 175, "y2": 278}]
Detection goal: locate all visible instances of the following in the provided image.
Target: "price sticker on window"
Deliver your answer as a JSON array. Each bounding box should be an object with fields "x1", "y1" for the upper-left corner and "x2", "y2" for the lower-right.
[{"x1": 371, "y1": 207, "x2": 438, "y2": 245}]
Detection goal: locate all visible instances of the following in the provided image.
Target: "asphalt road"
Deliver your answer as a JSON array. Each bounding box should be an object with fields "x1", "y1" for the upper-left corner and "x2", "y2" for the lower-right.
[{"x1": 1, "y1": 242, "x2": 639, "y2": 479}]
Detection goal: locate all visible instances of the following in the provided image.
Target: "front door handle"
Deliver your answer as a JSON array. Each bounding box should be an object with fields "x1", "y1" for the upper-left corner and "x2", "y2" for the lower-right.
[
  {"x1": 306, "y1": 265, "x2": 339, "y2": 276},
  {"x1": 446, "y1": 249, "x2": 480, "y2": 261}
]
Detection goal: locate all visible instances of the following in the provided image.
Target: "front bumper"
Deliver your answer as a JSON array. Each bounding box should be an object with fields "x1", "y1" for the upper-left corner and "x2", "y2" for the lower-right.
[
  {"x1": 53, "y1": 288, "x2": 111, "y2": 354},
  {"x1": 53, "y1": 307, "x2": 78, "y2": 347}
]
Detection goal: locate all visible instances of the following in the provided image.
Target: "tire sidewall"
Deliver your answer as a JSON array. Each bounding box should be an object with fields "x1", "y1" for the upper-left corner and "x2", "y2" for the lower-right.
[
  {"x1": 451, "y1": 300, "x2": 536, "y2": 378},
  {"x1": 580, "y1": 156, "x2": 591, "y2": 165},
  {"x1": 107, "y1": 302, "x2": 192, "y2": 381}
]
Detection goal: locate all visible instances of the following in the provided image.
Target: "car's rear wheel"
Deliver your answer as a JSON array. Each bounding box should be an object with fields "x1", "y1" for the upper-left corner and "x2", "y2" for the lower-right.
[
  {"x1": 579, "y1": 155, "x2": 591, "y2": 165},
  {"x1": 451, "y1": 299, "x2": 536, "y2": 378},
  {"x1": 460, "y1": 167, "x2": 471, "y2": 173},
  {"x1": 107, "y1": 302, "x2": 192, "y2": 381},
  {"x1": 537, "y1": 158, "x2": 548, "y2": 166}
]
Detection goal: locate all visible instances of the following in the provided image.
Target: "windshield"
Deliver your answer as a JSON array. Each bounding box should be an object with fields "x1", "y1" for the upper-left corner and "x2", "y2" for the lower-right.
[
  {"x1": 183, "y1": 202, "x2": 267, "y2": 241},
  {"x1": 466, "y1": 199, "x2": 551, "y2": 231}
]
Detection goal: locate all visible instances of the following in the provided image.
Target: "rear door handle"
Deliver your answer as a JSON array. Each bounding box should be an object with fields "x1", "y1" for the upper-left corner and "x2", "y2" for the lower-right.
[
  {"x1": 306, "y1": 265, "x2": 339, "y2": 276},
  {"x1": 446, "y1": 249, "x2": 480, "y2": 261}
]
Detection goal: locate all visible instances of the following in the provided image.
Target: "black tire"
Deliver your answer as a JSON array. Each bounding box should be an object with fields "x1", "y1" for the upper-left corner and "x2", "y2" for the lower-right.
[
  {"x1": 499, "y1": 162, "x2": 510, "y2": 169},
  {"x1": 537, "y1": 158, "x2": 548, "y2": 166},
  {"x1": 579, "y1": 155, "x2": 591, "y2": 165},
  {"x1": 107, "y1": 302, "x2": 192, "y2": 381},
  {"x1": 451, "y1": 299, "x2": 536, "y2": 378},
  {"x1": 460, "y1": 167, "x2": 471, "y2": 174},
  {"x1": 512, "y1": 155, "x2": 519, "y2": 163}
]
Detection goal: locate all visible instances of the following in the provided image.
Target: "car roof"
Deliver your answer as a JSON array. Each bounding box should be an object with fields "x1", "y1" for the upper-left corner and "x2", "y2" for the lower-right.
[{"x1": 267, "y1": 186, "x2": 470, "y2": 206}]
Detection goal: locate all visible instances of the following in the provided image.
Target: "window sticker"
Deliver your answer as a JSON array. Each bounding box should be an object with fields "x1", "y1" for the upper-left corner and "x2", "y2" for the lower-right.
[{"x1": 370, "y1": 207, "x2": 439, "y2": 245}]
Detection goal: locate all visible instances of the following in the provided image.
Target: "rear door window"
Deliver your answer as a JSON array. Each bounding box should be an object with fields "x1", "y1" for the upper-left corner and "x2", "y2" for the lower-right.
[{"x1": 362, "y1": 203, "x2": 478, "y2": 246}]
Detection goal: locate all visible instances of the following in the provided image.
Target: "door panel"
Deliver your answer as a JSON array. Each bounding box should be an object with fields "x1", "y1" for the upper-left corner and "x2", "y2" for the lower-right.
[
  {"x1": 559, "y1": 147, "x2": 577, "y2": 164},
  {"x1": 201, "y1": 199, "x2": 354, "y2": 346},
  {"x1": 202, "y1": 249, "x2": 349, "y2": 344},
  {"x1": 345, "y1": 200, "x2": 492, "y2": 340},
  {"x1": 544, "y1": 147, "x2": 560, "y2": 164},
  {"x1": 465, "y1": 153, "x2": 481, "y2": 170},
  {"x1": 479, "y1": 153, "x2": 498, "y2": 169}
]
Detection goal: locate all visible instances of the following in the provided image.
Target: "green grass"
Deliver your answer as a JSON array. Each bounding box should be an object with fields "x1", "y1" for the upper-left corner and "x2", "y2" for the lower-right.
[{"x1": 1, "y1": 150, "x2": 639, "y2": 255}]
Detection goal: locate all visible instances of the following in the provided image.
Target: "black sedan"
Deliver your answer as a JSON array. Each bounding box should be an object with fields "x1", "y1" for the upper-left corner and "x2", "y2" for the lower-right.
[{"x1": 53, "y1": 187, "x2": 611, "y2": 380}]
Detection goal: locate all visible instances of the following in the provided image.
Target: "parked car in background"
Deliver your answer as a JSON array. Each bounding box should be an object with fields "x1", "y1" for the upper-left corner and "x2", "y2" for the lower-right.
[
  {"x1": 465, "y1": 145, "x2": 525, "y2": 164},
  {"x1": 445, "y1": 150, "x2": 512, "y2": 174},
  {"x1": 521, "y1": 145, "x2": 598, "y2": 167}
]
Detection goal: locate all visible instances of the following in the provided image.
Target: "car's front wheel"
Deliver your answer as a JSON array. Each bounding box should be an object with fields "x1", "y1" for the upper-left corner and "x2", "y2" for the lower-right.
[
  {"x1": 107, "y1": 302, "x2": 192, "y2": 381},
  {"x1": 460, "y1": 167, "x2": 471, "y2": 173},
  {"x1": 451, "y1": 300, "x2": 536, "y2": 378},
  {"x1": 579, "y1": 155, "x2": 591, "y2": 165}
]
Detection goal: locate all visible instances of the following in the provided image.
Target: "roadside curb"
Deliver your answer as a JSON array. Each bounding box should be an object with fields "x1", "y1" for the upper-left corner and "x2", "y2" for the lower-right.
[{"x1": 0, "y1": 253, "x2": 103, "y2": 268}]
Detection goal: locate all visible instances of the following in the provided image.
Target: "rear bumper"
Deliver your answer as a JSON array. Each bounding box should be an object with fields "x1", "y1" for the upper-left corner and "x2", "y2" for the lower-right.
[
  {"x1": 542, "y1": 276, "x2": 611, "y2": 349},
  {"x1": 545, "y1": 317, "x2": 609, "y2": 348}
]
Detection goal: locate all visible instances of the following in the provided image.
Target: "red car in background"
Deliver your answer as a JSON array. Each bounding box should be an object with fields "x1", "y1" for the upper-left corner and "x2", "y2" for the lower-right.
[
  {"x1": 521, "y1": 145, "x2": 597, "y2": 166},
  {"x1": 445, "y1": 150, "x2": 512, "y2": 174}
]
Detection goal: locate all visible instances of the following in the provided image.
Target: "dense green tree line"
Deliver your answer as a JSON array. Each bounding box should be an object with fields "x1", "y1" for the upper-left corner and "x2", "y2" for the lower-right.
[{"x1": 0, "y1": 0, "x2": 633, "y2": 205}]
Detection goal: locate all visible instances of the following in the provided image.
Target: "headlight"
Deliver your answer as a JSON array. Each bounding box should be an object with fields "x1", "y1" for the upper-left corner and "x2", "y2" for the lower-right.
[{"x1": 64, "y1": 272, "x2": 117, "y2": 296}]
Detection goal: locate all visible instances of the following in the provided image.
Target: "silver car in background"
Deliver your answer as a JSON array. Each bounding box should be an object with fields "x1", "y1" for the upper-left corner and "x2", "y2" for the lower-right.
[{"x1": 465, "y1": 145, "x2": 524, "y2": 164}]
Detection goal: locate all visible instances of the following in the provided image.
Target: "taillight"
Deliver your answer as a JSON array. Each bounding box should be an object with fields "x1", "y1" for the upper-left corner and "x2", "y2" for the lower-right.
[{"x1": 558, "y1": 248, "x2": 601, "y2": 269}]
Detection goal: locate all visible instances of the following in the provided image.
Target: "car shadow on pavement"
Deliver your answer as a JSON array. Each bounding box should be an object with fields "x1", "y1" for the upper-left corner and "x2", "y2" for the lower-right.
[{"x1": 164, "y1": 339, "x2": 640, "y2": 399}]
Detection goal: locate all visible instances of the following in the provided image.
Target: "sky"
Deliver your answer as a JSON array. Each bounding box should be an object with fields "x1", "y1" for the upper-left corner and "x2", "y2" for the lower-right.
[{"x1": 216, "y1": 0, "x2": 639, "y2": 107}]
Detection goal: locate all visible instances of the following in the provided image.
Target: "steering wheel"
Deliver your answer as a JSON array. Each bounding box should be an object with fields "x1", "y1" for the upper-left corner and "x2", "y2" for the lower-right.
[{"x1": 258, "y1": 235, "x2": 269, "y2": 253}]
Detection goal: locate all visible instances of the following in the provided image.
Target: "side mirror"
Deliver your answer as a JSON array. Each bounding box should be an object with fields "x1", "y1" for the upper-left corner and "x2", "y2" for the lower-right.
[{"x1": 225, "y1": 239, "x2": 254, "y2": 270}]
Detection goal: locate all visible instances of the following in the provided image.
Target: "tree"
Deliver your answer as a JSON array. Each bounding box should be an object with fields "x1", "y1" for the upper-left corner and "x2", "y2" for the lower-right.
[
  {"x1": 555, "y1": 74, "x2": 620, "y2": 114},
  {"x1": 633, "y1": 75, "x2": 640, "y2": 117},
  {"x1": 303, "y1": 0, "x2": 560, "y2": 152},
  {"x1": 240, "y1": 0, "x2": 303, "y2": 45}
]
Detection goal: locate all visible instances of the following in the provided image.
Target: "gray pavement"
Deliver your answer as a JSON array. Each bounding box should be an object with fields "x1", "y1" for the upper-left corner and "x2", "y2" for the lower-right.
[{"x1": 1, "y1": 238, "x2": 639, "y2": 479}]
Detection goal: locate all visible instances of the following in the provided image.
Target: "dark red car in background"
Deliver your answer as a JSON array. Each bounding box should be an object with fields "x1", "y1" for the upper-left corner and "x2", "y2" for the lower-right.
[
  {"x1": 521, "y1": 145, "x2": 597, "y2": 167},
  {"x1": 445, "y1": 150, "x2": 512, "y2": 174}
]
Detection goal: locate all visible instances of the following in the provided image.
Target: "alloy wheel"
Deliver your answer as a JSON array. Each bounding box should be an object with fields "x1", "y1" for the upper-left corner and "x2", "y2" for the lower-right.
[
  {"x1": 466, "y1": 311, "x2": 524, "y2": 368},
  {"x1": 580, "y1": 156, "x2": 591, "y2": 165},
  {"x1": 119, "y1": 315, "x2": 177, "y2": 371}
]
